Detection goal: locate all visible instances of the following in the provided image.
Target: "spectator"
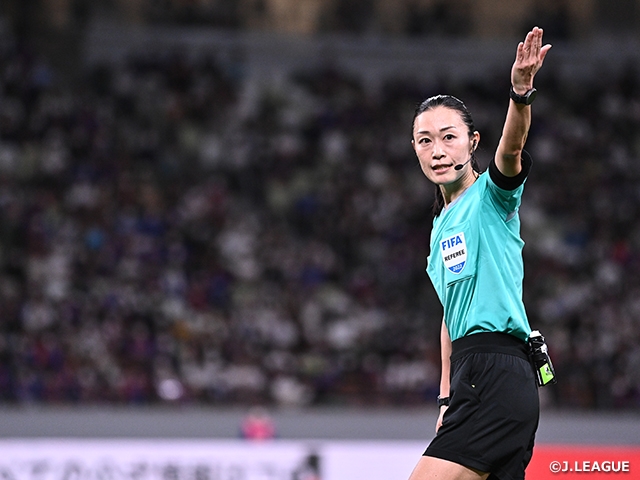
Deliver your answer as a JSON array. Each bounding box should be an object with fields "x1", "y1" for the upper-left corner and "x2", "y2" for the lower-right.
[{"x1": 1, "y1": 24, "x2": 640, "y2": 410}]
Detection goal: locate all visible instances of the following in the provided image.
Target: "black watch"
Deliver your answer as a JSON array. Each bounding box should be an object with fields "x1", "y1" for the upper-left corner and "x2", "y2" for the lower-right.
[
  {"x1": 509, "y1": 86, "x2": 537, "y2": 105},
  {"x1": 437, "y1": 395, "x2": 450, "y2": 408}
]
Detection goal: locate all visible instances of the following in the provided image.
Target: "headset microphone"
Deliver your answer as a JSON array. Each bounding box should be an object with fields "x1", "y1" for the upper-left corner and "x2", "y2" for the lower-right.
[
  {"x1": 454, "y1": 158, "x2": 471, "y2": 171},
  {"x1": 454, "y1": 140, "x2": 477, "y2": 171}
]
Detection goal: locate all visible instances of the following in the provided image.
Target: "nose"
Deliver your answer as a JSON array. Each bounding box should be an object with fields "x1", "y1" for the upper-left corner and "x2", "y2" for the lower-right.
[{"x1": 431, "y1": 139, "x2": 444, "y2": 159}]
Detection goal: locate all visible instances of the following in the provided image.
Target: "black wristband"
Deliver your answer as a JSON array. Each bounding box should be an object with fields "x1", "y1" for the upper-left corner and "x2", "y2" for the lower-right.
[{"x1": 437, "y1": 396, "x2": 450, "y2": 408}]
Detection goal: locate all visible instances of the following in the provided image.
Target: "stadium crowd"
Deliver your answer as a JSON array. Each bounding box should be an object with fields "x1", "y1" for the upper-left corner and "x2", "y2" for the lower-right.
[{"x1": 1, "y1": 24, "x2": 640, "y2": 410}]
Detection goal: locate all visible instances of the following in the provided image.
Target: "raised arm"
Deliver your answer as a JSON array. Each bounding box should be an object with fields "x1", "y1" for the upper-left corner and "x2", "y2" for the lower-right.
[{"x1": 495, "y1": 27, "x2": 551, "y2": 177}]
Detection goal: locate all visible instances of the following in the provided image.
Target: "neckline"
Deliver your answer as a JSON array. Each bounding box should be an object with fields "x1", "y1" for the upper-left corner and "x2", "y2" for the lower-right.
[{"x1": 442, "y1": 173, "x2": 480, "y2": 212}]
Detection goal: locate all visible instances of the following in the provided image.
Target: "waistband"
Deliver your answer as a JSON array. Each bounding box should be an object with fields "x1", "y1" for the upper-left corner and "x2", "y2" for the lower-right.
[{"x1": 451, "y1": 332, "x2": 529, "y2": 363}]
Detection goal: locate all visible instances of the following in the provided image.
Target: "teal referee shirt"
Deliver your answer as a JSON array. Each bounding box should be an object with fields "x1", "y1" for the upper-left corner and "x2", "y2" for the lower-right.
[{"x1": 426, "y1": 153, "x2": 533, "y2": 342}]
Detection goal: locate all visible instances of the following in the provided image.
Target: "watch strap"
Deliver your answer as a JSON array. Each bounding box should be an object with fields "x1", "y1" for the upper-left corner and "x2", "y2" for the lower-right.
[{"x1": 509, "y1": 86, "x2": 537, "y2": 105}]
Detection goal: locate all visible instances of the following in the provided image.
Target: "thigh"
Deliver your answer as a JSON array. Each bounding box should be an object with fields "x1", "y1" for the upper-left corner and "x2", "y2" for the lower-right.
[{"x1": 408, "y1": 456, "x2": 489, "y2": 480}]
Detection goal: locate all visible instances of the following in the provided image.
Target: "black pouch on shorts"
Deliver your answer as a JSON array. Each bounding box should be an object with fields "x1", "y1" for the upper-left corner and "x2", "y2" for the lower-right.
[{"x1": 527, "y1": 330, "x2": 557, "y2": 387}]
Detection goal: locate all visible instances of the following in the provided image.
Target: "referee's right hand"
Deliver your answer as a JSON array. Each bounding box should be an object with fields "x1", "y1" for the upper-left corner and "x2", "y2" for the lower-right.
[{"x1": 436, "y1": 406, "x2": 449, "y2": 433}]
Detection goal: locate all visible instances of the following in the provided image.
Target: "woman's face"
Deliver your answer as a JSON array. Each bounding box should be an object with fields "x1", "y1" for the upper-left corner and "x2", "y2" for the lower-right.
[{"x1": 412, "y1": 106, "x2": 478, "y2": 186}]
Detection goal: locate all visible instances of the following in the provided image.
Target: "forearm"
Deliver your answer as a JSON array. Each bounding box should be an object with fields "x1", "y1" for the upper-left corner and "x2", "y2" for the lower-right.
[
  {"x1": 495, "y1": 101, "x2": 531, "y2": 176},
  {"x1": 439, "y1": 319, "x2": 451, "y2": 397}
]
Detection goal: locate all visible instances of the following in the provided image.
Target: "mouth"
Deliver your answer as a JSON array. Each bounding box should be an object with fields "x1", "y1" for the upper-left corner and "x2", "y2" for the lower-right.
[{"x1": 432, "y1": 163, "x2": 453, "y2": 173}]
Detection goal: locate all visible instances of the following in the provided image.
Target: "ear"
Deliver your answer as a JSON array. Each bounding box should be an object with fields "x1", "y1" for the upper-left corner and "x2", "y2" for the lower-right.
[{"x1": 471, "y1": 131, "x2": 480, "y2": 151}]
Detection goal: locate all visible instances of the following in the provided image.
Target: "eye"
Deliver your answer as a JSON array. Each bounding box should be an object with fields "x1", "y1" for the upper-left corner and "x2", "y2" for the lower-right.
[
  {"x1": 444, "y1": 134, "x2": 455, "y2": 141},
  {"x1": 419, "y1": 137, "x2": 431, "y2": 145}
]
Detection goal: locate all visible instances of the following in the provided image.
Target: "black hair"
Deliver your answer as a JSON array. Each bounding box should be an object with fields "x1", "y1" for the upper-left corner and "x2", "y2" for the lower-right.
[{"x1": 412, "y1": 95, "x2": 479, "y2": 216}]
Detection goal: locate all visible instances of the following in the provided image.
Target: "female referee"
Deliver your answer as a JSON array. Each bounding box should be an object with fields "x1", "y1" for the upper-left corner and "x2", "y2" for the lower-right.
[{"x1": 408, "y1": 27, "x2": 551, "y2": 480}]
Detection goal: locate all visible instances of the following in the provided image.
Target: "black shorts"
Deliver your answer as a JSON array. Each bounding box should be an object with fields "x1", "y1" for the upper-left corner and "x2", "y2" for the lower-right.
[{"x1": 424, "y1": 332, "x2": 540, "y2": 480}]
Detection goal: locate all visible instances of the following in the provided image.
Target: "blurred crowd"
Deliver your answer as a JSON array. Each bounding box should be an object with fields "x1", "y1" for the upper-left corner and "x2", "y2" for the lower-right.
[
  {"x1": 137, "y1": 0, "x2": 571, "y2": 40},
  {"x1": 1, "y1": 24, "x2": 640, "y2": 410}
]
